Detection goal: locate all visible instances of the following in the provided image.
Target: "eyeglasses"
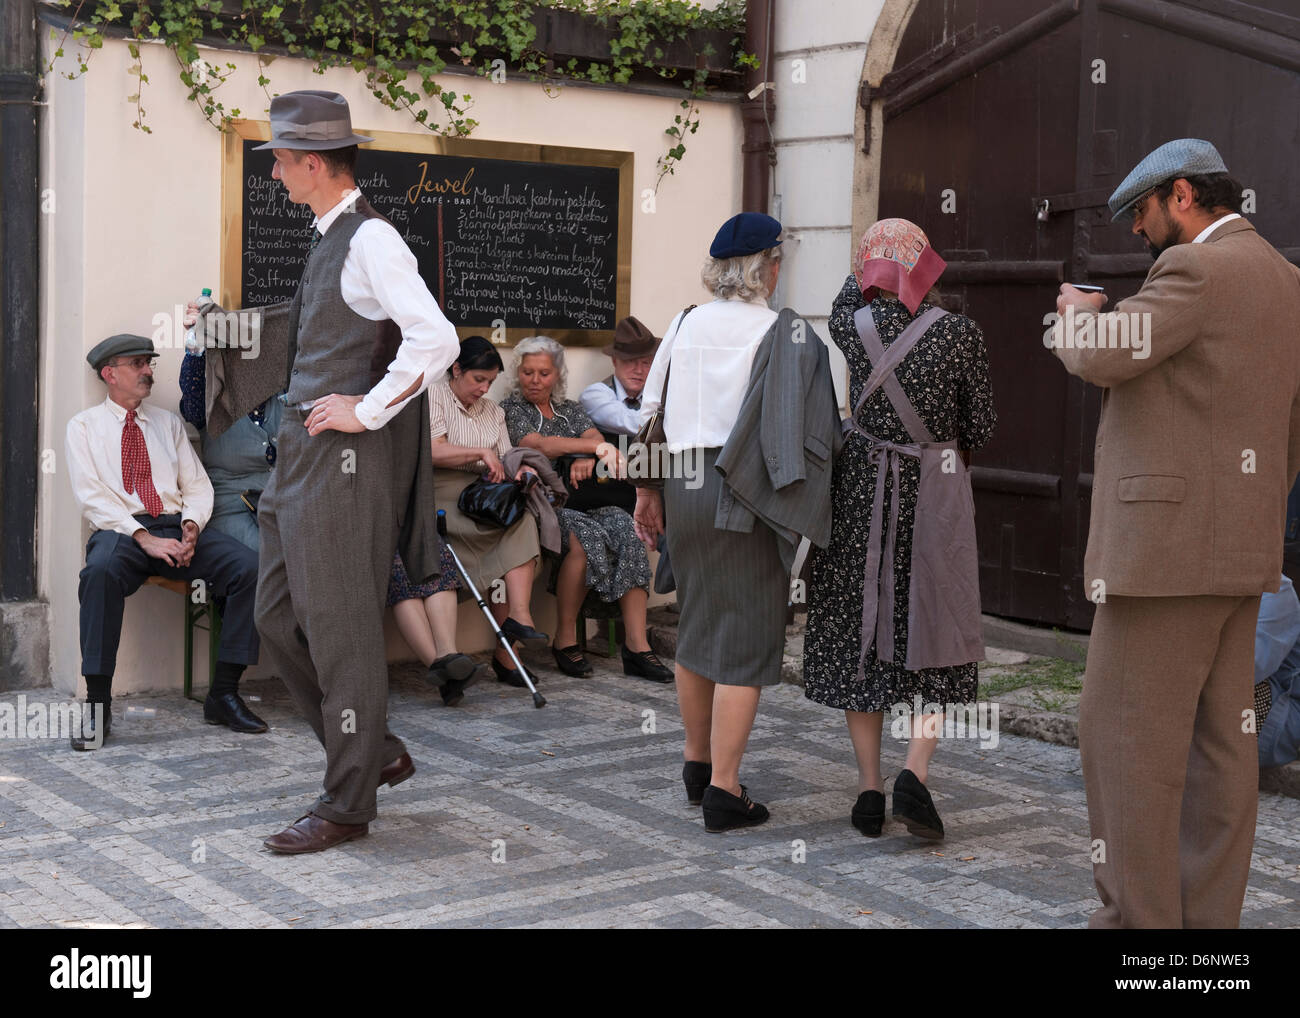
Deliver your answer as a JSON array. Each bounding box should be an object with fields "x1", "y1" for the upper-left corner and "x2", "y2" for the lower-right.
[{"x1": 1129, "y1": 186, "x2": 1161, "y2": 220}]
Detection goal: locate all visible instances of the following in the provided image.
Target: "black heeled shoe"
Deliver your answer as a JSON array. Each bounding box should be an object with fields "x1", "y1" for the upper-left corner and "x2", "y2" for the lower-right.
[
  {"x1": 440, "y1": 662, "x2": 489, "y2": 706},
  {"x1": 892, "y1": 769, "x2": 944, "y2": 840},
  {"x1": 552, "y1": 644, "x2": 594, "y2": 677},
  {"x1": 427, "y1": 652, "x2": 476, "y2": 689},
  {"x1": 492, "y1": 656, "x2": 529, "y2": 688},
  {"x1": 501, "y1": 617, "x2": 549, "y2": 650},
  {"x1": 622, "y1": 646, "x2": 673, "y2": 683},
  {"x1": 851, "y1": 790, "x2": 885, "y2": 838},
  {"x1": 701, "y1": 784, "x2": 769, "y2": 833},
  {"x1": 682, "y1": 761, "x2": 712, "y2": 805}
]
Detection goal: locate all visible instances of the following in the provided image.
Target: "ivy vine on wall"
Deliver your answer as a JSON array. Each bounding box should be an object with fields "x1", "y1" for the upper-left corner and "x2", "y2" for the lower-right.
[{"x1": 45, "y1": 0, "x2": 755, "y2": 187}]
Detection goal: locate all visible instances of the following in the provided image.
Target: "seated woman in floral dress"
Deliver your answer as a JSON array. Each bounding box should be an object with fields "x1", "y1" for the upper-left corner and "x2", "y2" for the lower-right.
[{"x1": 501, "y1": 336, "x2": 672, "y2": 683}]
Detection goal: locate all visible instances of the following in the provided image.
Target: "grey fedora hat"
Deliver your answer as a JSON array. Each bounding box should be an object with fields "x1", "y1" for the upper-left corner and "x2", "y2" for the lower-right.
[
  {"x1": 1108, "y1": 138, "x2": 1229, "y2": 222},
  {"x1": 253, "y1": 90, "x2": 374, "y2": 151},
  {"x1": 87, "y1": 333, "x2": 157, "y2": 371}
]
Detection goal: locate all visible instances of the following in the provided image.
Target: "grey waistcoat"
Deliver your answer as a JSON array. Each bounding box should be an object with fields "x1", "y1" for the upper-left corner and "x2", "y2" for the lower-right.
[{"x1": 284, "y1": 198, "x2": 401, "y2": 404}]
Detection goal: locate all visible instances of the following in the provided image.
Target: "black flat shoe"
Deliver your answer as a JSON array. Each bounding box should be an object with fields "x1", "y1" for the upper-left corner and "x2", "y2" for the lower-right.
[
  {"x1": 851, "y1": 789, "x2": 885, "y2": 838},
  {"x1": 427, "y1": 652, "x2": 476, "y2": 688},
  {"x1": 204, "y1": 692, "x2": 269, "y2": 734},
  {"x1": 492, "y1": 657, "x2": 530, "y2": 688},
  {"x1": 682, "y1": 761, "x2": 712, "y2": 805},
  {"x1": 440, "y1": 662, "x2": 489, "y2": 706},
  {"x1": 552, "y1": 644, "x2": 593, "y2": 676},
  {"x1": 701, "y1": 784, "x2": 770, "y2": 833},
  {"x1": 892, "y1": 769, "x2": 944, "y2": 840},
  {"x1": 70, "y1": 702, "x2": 111, "y2": 751},
  {"x1": 622, "y1": 646, "x2": 673, "y2": 683},
  {"x1": 501, "y1": 617, "x2": 549, "y2": 650}
]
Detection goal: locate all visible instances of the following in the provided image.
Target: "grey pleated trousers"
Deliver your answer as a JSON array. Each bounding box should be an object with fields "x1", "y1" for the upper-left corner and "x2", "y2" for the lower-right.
[{"x1": 255, "y1": 406, "x2": 406, "y2": 826}]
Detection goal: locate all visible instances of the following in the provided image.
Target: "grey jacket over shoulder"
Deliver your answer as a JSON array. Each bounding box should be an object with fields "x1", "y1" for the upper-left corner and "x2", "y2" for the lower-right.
[{"x1": 715, "y1": 307, "x2": 843, "y2": 571}]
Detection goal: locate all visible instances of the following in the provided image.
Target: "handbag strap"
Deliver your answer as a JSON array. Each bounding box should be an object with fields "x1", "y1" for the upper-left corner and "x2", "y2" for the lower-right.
[{"x1": 659, "y1": 304, "x2": 696, "y2": 406}]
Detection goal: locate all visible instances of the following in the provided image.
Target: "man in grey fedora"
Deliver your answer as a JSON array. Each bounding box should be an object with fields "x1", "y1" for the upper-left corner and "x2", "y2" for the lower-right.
[
  {"x1": 1051, "y1": 138, "x2": 1300, "y2": 927},
  {"x1": 194, "y1": 90, "x2": 460, "y2": 852}
]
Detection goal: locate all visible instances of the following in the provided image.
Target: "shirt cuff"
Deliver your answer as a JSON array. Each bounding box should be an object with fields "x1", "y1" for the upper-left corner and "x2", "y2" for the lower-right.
[{"x1": 355, "y1": 395, "x2": 386, "y2": 430}]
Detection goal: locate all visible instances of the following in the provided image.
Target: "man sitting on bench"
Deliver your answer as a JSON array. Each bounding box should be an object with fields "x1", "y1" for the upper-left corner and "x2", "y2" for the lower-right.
[{"x1": 65, "y1": 334, "x2": 264, "y2": 750}]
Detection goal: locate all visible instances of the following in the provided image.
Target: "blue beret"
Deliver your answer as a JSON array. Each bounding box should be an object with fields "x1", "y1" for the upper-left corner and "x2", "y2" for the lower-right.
[
  {"x1": 87, "y1": 334, "x2": 157, "y2": 371},
  {"x1": 710, "y1": 212, "x2": 783, "y2": 259},
  {"x1": 1108, "y1": 138, "x2": 1229, "y2": 221}
]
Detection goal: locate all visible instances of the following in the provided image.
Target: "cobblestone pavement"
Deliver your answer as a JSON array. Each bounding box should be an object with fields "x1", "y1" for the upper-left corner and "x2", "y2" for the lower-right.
[{"x1": 1, "y1": 656, "x2": 1297, "y2": 929}]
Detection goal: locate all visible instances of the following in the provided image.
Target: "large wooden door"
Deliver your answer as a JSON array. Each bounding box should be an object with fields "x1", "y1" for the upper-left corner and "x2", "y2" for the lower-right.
[{"x1": 873, "y1": 0, "x2": 1300, "y2": 630}]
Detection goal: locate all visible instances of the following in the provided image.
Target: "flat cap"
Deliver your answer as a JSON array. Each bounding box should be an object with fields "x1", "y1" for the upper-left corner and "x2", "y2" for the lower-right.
[
  {"x1": 1108, "y1": 138, "x2": 1229, "y2": 221},
  {"x1": 87, "y1": 334, "x2": 157, "y2": 371},
  {"x1": 710, "y1": 212, "x2": 782, "y2": 259}
]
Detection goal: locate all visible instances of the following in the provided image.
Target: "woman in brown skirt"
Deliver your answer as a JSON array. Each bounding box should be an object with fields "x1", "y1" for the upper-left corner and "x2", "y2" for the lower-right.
[{"x1": 429, "y1": 336, "x2": 549, "y2": 687}]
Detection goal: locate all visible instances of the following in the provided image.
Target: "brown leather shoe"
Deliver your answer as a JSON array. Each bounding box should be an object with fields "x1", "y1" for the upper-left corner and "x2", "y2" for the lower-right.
[
  {"x1": 378, "y1": 753, "x2": 415, "y2": 788},
  {"x1": 263, "y1": 813, "x2": 368, "y2": 854}
]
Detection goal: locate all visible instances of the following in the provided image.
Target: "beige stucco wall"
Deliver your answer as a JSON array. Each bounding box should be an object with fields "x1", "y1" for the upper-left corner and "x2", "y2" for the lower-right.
[{"x1": 39, "y1": 34, "x2": 743, "y2": 694}]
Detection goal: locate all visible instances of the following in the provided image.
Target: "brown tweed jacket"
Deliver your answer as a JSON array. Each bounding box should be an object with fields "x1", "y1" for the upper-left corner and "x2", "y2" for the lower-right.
[{"x1": 1054, "y1": 217, "x2": 1300, "y2": 597}]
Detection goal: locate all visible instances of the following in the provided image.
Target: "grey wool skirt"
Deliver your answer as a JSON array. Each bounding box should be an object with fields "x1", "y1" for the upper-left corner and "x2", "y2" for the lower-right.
[{"x1": 664, "y1": 447, "x2": 788, "y2": 687}]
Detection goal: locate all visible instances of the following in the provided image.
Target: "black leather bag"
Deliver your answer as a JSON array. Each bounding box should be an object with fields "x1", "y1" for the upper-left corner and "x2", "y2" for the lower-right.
[{"x1": 457, "y1": 474, "x2": 537, "y2": 529}]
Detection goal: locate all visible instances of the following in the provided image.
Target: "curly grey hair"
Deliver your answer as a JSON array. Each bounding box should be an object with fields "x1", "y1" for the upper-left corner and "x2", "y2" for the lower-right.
[
  {"x1": 508, "y1": 334, "x2": 568, "y2": 401},
  {"x1": 700, "y1": 246, "x2": 781, "y2": 301}
]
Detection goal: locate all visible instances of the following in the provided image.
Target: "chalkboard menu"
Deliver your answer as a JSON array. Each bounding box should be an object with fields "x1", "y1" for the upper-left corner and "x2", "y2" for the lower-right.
[{"x1": 224, "y1": 126, "x2": 632, "y2": 345}]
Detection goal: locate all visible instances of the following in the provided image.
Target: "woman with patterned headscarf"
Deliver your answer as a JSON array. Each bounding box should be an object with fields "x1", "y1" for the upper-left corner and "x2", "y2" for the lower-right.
[{"x1": 803, "y1": 219, "x2": 997, "y2": 842}]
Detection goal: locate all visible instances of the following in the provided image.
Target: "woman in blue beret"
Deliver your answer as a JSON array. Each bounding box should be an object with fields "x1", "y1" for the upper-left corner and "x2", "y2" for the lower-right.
[{"x1": 633, "y1": 212, "x2": 801, "y2": 833}]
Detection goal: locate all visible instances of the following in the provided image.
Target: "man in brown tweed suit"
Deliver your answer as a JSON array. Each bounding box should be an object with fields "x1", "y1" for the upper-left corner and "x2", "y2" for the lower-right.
[{"x1": 1052, "y1": 139, "x2": 1300, "y2": 927}]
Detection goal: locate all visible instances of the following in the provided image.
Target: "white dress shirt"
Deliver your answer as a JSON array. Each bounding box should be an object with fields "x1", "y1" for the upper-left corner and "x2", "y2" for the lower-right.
[
  {"x1": 66, "y1": 396, "x2": 214, "y2": 536},
  {"x1": 580, "y1": 374, "x2": 643, "y2": 436},
  {"x1": 312, "y1": 190, "x2": 461, "y2": 430},
  {"x1": 1193, "y1": 212, "x2": 1242, "y2": 244},
  {"x1": 639, "y1": 297, "x2": 779, "y2": 451}
]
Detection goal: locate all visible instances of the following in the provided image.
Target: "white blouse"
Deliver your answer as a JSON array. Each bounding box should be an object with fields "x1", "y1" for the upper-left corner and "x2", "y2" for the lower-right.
[{"x1": 638, "y1": 297, "x2": 779, "y2": 451}]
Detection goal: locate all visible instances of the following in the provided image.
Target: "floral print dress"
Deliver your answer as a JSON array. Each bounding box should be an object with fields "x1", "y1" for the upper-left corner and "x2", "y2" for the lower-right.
[
  {"x1": 501, "y1": 394, "x2": 650, "y2": 619},
  {"x1": 804, "y1": 275, "x2": 997, "y2": 713}
]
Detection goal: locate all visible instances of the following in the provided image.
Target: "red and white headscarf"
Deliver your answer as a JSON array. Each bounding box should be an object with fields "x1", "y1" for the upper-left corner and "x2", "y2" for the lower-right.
[{"x1": 854, "y1": 218, "x2": 947, "y2": 315}]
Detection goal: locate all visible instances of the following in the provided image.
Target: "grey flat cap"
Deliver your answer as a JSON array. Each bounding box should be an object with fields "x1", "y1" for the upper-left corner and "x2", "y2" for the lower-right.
[
  {"x1": 87, "y1": 334, "x2": 157, "y2": 371},
  {"x1": 1108, "y1": 138, "x2": 1229, "y2": 221},
  {"x1": 253, "y1": 90, "x2": 374, "y2": 151}
]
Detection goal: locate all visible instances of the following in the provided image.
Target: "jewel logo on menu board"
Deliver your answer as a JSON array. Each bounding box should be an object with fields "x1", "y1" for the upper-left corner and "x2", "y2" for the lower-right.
[{"x1": 407, "y1": 163, "x2": 477, "y2": 204}]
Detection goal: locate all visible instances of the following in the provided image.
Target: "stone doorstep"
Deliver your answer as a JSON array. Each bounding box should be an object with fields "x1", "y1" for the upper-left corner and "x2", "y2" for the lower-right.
[{"x1": 646, "y1": 607, "x2": 1300, "y2": 801}]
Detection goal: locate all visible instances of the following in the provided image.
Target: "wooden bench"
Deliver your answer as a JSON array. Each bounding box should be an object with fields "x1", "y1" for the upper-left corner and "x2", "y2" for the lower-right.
[{"x1": 143, "y1": 576, "x2": 222, "y2": 702}]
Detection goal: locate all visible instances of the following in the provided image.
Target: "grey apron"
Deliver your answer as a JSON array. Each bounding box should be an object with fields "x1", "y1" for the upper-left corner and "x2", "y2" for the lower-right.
[{"x1": 847, "y1": 304, "x2": 984, "y2": 674}]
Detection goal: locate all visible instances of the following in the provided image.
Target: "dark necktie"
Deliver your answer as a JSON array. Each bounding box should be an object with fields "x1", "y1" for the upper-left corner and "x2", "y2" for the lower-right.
[
  {"x1": 122, "y1": 410, "x2": 164, "y2": 516},
  {"x1": 625, "y1": 396, "x2": 641, "y2": 410},
  {"x1": 308, "y1": 227, "x2": 323, "y2": 251}
]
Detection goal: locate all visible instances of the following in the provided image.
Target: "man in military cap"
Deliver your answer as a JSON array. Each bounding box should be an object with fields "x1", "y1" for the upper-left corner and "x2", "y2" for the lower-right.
[
  {"x1": 204, "y1": 90, "x2": 460, "y2": 854},
  {"x1": 65, "y1": 335, "x2": 264, "y2": 750},
  {"x1": 1051, "y1": 139, "x2": 1300, "y2": 927}
]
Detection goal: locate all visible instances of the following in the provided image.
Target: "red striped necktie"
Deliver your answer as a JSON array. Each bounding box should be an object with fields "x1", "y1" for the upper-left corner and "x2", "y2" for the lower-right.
[{"x1": 122, "y1": 409, "x2": 163, "y2": 517}]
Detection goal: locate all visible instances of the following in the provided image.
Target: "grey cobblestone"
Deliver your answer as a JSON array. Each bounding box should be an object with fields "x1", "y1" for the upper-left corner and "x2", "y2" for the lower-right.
[{"x1": 0, "y1": 657, "x2": 1295, "y2": 928}]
